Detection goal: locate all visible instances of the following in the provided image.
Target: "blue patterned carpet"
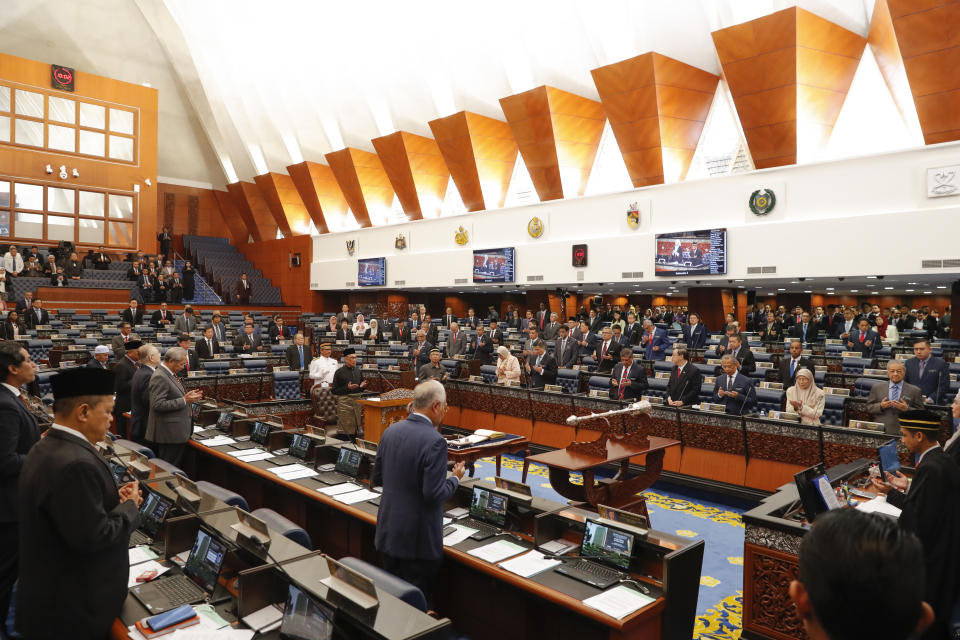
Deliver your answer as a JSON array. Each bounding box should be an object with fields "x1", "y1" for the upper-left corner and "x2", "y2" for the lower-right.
[{"x1": 471, "y1": 454, "x2": 747, "y2": 640}]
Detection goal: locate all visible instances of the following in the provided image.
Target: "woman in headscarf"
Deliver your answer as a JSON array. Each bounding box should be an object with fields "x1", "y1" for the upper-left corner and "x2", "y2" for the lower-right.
[
  {"x1": 495, "y1": 345, "x2": 521, "y2": 384},
  {"x1": 785, "y1": 368, "x2": 825, "y2": 425},
  {"x1": 352, "y1": 313, "x2": 368, "y2": 335},
  {"x1": 364, "y1": 318, "x2": 381, "y2": 343}
]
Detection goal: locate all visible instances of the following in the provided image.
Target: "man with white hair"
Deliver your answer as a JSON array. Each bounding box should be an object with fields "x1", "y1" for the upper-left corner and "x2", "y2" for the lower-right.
[
  {"x1": 86, "y1": 345, "x2": 110, "y2": 369},
  {"x1": 145, "y1": 347, "x2": 203, "y2": 465},
  {"x1": 130, "y1": 344, "x2": 160, "y2": 444},
  {"x1": 373, "y1": 380, "x2": 465, "y2": 606}
]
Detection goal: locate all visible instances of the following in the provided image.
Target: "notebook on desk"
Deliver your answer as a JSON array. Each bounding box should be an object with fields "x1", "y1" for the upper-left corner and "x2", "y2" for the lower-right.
[
  {"x1": 315, "y1": 447, "x2": 363, "y2": 485},
  {"x1": 554, "y1": 518, "x2": 635, "y2": 590}
]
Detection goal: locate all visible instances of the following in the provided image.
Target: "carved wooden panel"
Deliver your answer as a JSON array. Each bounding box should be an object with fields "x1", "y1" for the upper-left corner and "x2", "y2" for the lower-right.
[
  {"x1": 428, "y1": 111, "x2": 517, "y2": 211},
  {"x1": 253, "y1": 172, "x2": 311, "y2": 237},
  {"x1": 187, "y1": 195, "x2": 199, "y2": 236},
  {"x1": 499, "y1": 86, "x2": 606, "y2": 201},
  {"x1": 372, "y1": 131, "x2": 449, "y2": 220},
  {"x1": 163, "y1": 192, "x2": 175, "y2": 230},
  {"x1": 591, "y1": 53, "x2": 718, "y2": 186},
  {"x1": 744, "y1": 419, "x2": 821, "y2": 466},
  {"x1": 680, "y1": 412, "x2": 746, "y2": 454},
  {"x1": 325, "y1": 148, "x2": 395, "y2": 228},
  {"x1": 743, "y1": 542, "x2": 806, "y2": 640}
]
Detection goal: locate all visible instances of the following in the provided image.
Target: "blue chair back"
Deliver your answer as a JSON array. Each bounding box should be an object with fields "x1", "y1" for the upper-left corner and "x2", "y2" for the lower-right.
[
  {"x1": 203, "y1": 361, "x2": 229, "y2": 374},
  {"x1": 273, "y1": 370, "x2": 301, "y2": 400},
  {"x1": 842, "y1": 357, "x2": 872, "y2": 375},
  {"x1": 822, "y1": 395, "x2": 846, "y2": 426},
  {"x1": 243, "y1": 359, "x2": 267, "y2": 372},
  {"x1": 251, "y1": 508, "x2": 312, "y2": 549},
  {"x1": 338, "y1": 557, "x2": 427, "y2": 612},
  {"x1": 755, "y1": 388, "x2": 785, "y2": 414},
  {"x1": 196, "y1": 481, "x2": 249, "y2": 511},
  {"x1": 854, "y1": 377, "x2": 884, "y2": 397},
  {"x1": 588, "y1": 376, "x2": 610, "y2": 393},
  {"x1": 557, "y1": 369, "x2": 579, "y2": 394},
  {"x1": 480, "y1": 365, "x2": 497, "y2": 384},
  {"x1": 646, "y1": 377, "x2": 669, "y2": 399}
]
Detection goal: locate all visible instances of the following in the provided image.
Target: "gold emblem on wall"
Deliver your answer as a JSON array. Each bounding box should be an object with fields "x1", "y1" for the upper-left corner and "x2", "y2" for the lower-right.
[
  {"x1": 394, "y1": 233, "x2": 407, "y2": 250},
  {"x1": 454, "y1": 225, "x2": 469, "y2": 246},
  {"x1": 626, "y1": 202, "x2": 640, "y2": 229},
  {"x1": 527, "y1": 216, "x2": 544, "y2": 238},
  {"x1": 346, "y1": 240, "x2": 356, "y2": 256}
]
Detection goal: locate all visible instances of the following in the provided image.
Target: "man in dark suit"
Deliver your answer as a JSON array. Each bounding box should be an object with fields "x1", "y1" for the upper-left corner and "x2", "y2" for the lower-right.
[
  {"x1": 120, "y1": 299, "x2": 143, "y2": 326},
  {"x1": 236, "y1": 272, "x2": 252, "y2": 305},
  {"x1": 713, "y1": 355, "x2": 757, "y2": 415},
  {"x1": 0, "y1": 342, "x2": 39, "y2": 632},
  {"x1": 138, "y1": 270, "x2": 154, "y2": 303},
  {"x1": 681, "y1": 313, "x2": 708, "y2": 350},
  {"x1": 623, "y1": 313, "x2": 642, "y2": 346},
  {"x1": 112, "y1": 340, "x2": 141, "y2": 439},
  {"x1": 130, "y1": 344, "x2": 159, "y2": 444},
  {"x1": 17, "y1": 367, "x2": 141, "y2": 640},
  {"x1": 285, "y1": 332, "x2": 313, "y2": 370},
  {"x1": 210, "y1": 313, "x2": 227, "y2": 344},
  {"x1": 610, "y1": 348, "x2": 647, "y2": 401},
  {"x1": 92, "y1": 246, "x2": 111, "y2": 270},
  {"x1": 534, "y1": 302, "x2": 549, "y2": 333},
  {"x1": 176, "y1": 334, "x2": 198, "y2": 378},
  {"x1": 553, "y1": 325, "x2": 578, "y2": 369},
  {"x1": 25, "y1": 298, "x2": 50, "y2": 329},
  {"x1": 575, "y1": 321, "x2": 597, "y2": 358},
  {"x1": 610, "y1": 325, "x2": 631, "y2": 352},
  {"x1": 667, "y1": 348, "x2": 702, "y2": 406},
  {"x1": 789, "y1": 312, "x2": 819, "y2": 347},
  {"x1": 587, "y1": 310, "x2": 602, "y2": 333},
  {"x1": 462, "y1": 308, "x2": 479, "y2": 330},
  {"x1": 640, "y1": 320, "x2": 670, "y2": 362},
  {"x1": 268, "y1": 314, "x2": 286, "y2": 343},
  {"x1": 542, "y1": 313, "x2": 561, "y2": 340},
  {"x1": 724, "y1": 334, "x2": 756, "y2": 375},
  {"x1": 525, "y1": 340, "x2": 557, "y2": 389},
  {"x1": 150, "y1": 301, "x2": 172, "y2": 328},
  {"x1": 336, "y1": 304, "x2": 354, "y2": 327},
  {"x1": 157, "y1": 226, "x2": 172, "y2": 259},
  {"x1": 196, "y1": 326, "x2": 220, "y2": 359},
  {"x1": 421, "y1": 315, "x2": 439, "y2": 346},
  {"x1": 474, "y1": 325, "x2": 495, "y2": 365},
  {"x1": 866, "y1": 361, "x2": 925, "y2": 435},
  {"x1": 872, "y1": 409, "x2": 960, "y2": 639},
  {"x1": 847, "y1": 318, "x2": 880, "y2": 358},
  {"x1": 86, "y1": 345, "x2": 111, "y2": 370},
  {"x1": 442, "y1": 307, "x2": 457, "y2": 329},
  {"x1": 146, "y1": 347, "x2": 204, "y2": 465},
  {"x1": 820, "y1": 305, "x2": 843, "y2": 337},
  {"x1": 411, "y1": 331, "x2": 433, "y2": 370},
  {"x1": 234, "y1": 324, "x2": 264, "y2": 353},
  {"x1": 392, "y1": 319, "x2": 410, "y2": 344},
  {"x1": 779, "y1": 340, "x2": 814, "y2": 388},
  {"x1": 904, "y1": 339, "x2": 950, "y2": 405},
  {"x1": 373, "y1": 381, "x2": 465, "y2": 605},
  {"x1": 594, "y1": 328, "x2": 617, "y2": 374}
]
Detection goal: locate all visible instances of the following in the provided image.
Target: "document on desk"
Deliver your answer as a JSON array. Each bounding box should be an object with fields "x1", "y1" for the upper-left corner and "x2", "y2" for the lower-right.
[
  {"x1": 443, "y1": 524, "x2": 479, "y2": 546},
  {"x1": 265, "y1": 463, "x2": 309, "y2": 476},
  {"x1": 856, "y1": 495, "x2": 902, "y2": 518},
  {"x1": 318, "y1": 482, "x2": 364, "y2": 496},
  {"x1": 276, "y1": 467, "x2": 318, "y2": 481},
  {"x1": 498, "y1": 550, "x2": 562, "y2": 577},
  {"x1": 583, "y1": 585, "x2": 655, "y2": 619},
  {"x1": 128, "y1": 545, "x2": 159, "y2": 566},
  {"x1": 127, "y1": 559, "x2": 170, "y2": 587},
  {"x1": 234, "y1": 451, "x2": 275, "y2": 463},
  {"x1": 198, "y1": 435, "x2": 236, "y2": 447},
  {"x1": 467, "y1": 539, "x2": 527, "y2": 563},
  {"x1": 334, "y1": 488, "x2": 380, "y2": 504}
]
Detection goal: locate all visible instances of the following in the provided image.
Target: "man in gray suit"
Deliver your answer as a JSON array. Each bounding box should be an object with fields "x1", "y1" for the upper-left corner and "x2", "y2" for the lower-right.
[
  {"x1": 130, "y1": 344, "x2": 159, "y2": 444},
  {"x1": 111, "y1": 322, "x2": 140, "y2": 361},
  {"x1": 866, "y1": 360, "x2": 925, "y2": 435},
  {"x1": 445, "y1": 322, "x2": 469, "y2": 358},
  {"x1": 173, "y1": 306, "x2": 198, "y2": 334},
  {"x1": 145, "y1": 347, "x2": 203, "y2": 465}
]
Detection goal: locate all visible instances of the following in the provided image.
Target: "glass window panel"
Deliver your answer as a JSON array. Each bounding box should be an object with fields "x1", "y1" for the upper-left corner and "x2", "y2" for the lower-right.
[
  {"x1": 48, "y1": 96, "x2": 75, "y2": 124},
  {"x1": 79, "y1": 102, "x2": 105, "y2": 129},
  {"x1": 14, "y1": 119, "x2": 42, "y2": 147},
  {"x1": 0, "y1": 86, "x2": 9, "y2": 113},
  {"x1": 78, "y1": 191, "x2": 105, "y2": 216},
  {"x1": 79, "y1": 130, "x2": 104, "y2": 156},
  {"x1": 78, "y1": 218, "x2": 102, "y2": 244},
  {"x1": 46, "y1": 215, "x2": 74, "y2": 242},
  {"x1": 0, "y1": 116, "x2": 8, "y2": 143},
  {"x1": 14, "y1": 90, "x2": 43, "y2": 118},
  {"x1": 108, "y1": 221, "x2": 133, "y2": 247},
  {"x1": 0, "y1": 181, "x2": 8, "y2": 209},
  {"x1": 14, "y1": 183, "x2": 43, "y2": 210},
  {"x1": 109, "y1": 135, "x2": 133, "y2": 161},
  {"x1": 0, "y1": 212, "x2": 9, "y2": 237},
  {"x1": 47, "y1": 124, "x2": 75, "y2": 152},
  {"x1": 15, "y1": 212, "x2": 42, "y2": 239},
  {"x1": 48, "y1": 187, "x2": 74, "y2": 214},
  {"x1": 109, "y1": 108, "x2": 134, "y2": 134},
  {"x1": 108, "y1": 194, "x2": 134, "y2": 219}
]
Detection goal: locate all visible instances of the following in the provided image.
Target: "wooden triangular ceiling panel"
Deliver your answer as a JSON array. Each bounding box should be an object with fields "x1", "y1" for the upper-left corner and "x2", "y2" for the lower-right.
[
  {"x1": 868, "y1": 0, "x2": 918, "y2": 135},
  {"x1": 225, "y1": 181, "x2": 278, "y2": 242},
  {"x1": 499, "y1": 86, "x2": 605, "y2": 201},
  {"x1": 324, "y1": 148, "x2": 395, "y2": 228},
  {"x1": 372, "y1": 131, "x2": 449, "y2": 220},
  {"x1": 428, "y1": 111, "x2": 517, "y2": 212},
  {"x1": 212, "y1": 189, "x2": 248, "y2": 245},
  {"x1": 253, "y1": 172, "x2": 312, "y2": 236},
  {"x1": 591, "y1": 53, "x2": 718, "y2": 187},
  {"x1": 712, "y1": 7, "x2": 865, "y2": 168},
  {"x1": 286, "y1": 161, "x2": 350, "y2": 234}
]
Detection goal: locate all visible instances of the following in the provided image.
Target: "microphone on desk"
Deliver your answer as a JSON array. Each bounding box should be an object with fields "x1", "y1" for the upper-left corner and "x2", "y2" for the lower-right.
[
  {"x1": 102, "y1": 444, "x2": 135, "y2": 484},
  {"x1": 375, "y1": 368, "x2": 396, "y2": 391},
  {"x1": 738, "y1": 383, "x2": 756, "y2": 417}
]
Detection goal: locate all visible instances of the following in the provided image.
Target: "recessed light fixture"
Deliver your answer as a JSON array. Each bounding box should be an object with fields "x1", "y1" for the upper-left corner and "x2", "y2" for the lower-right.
[
  {"x1": 826, "y1": 287, "x2": 834, "y2": 291},
  {"x1": 884, "y1": 286, "x2": 893, "y2": 290},
  {"x1": 778, "y1": 288, "x2": 786, "y2": 291},
  {"x1": 850, "y1": 289, "x2": 859, "y2": 293},
  {"x1": 906, "y1": 289, "x2": 915, "y2": 292},
  {"x1": 735, "y1": 279, "x2": 744, "y2": 282},
  {"x1": 804, "y1": 290, "x2": 812, "y2": 293},
  {"x1": 924, "y1": 291, "x2": 933, "y2": 294},
  {"x1": 866, "y1": 276, "x2": 877, "y2": 279},
  {"x1": 867, "y1": 284, "x2": 876, "y2": 288},
  {"x1": 937, "y1": 286, "x2": 947, "y2": 289},
  {"x1": 908, "y1": 282, "x2": 918, "y2": 285},
  {"x1": 790, "y1": 281, "x2": 799, "y2": 284}
]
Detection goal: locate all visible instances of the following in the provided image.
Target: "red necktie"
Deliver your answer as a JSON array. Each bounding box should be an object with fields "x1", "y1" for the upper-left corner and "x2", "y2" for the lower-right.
[
  {"x1": 601, "y1": 342, "x2": 608, "y2": 358},
  {"x1": 860, "y1": 333, "x2": 865, "y2": 343},
  {"x1": 619, "y1": 366, "x2": 629, "y2": 399}
]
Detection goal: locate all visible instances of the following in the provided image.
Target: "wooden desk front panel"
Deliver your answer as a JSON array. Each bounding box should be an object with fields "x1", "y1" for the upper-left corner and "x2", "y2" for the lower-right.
[{"x1": 742, "y1": 542, "x2": 806, "y2": 640}]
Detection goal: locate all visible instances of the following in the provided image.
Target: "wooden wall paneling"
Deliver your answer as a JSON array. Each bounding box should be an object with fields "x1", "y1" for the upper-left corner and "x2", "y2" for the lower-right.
[
  {"x1": 591, "y1": 53, "x2": 718, "y2": 187},
  {"x1": 286, "y1": 161, "x2": 350, "y2": 234},
  {"x1": 237, "y1": 235, "x2": 320, "y2": 312},
  {"x1": 187, "y1": 196, "x2": 199, "y2": 236},
  {"x1": 372, "y1": 131, "x2": 449, "y2": 220},
  {"x1": 226, "y1": 182, "x2": 263, "y2": 242},
  {"x1": 712, "y1": 7, "x2": 865, "y2": 169},
  {"x1": 887, "y1": 0, "x2": 960, "y2": 143},
  {"x1": 163, "y1": 193, "x2": 175, "y2": 230},
  {"x1": 155, "y1": 183, "x2": 231, "y2": 251},
  {"x1": 868, "y1": 0, "x2": 921, "y2": 135},
  {"x1": 325, "y1": 148, "x2": 395, "y2": 228},
  {"x1": 499, "y1": 86, "x2": 606, "y2": 201},
  {"x1": 686, "y1": 288, "x2": 726, "y2": 331},
  {"x1": 254, "y1": 172, "x2": 312, "y2": 237},
  {"x1": 428, "y1": 111, "x2": 518, "y2": 211},
  {"x1": 212, "y1": 188, "x2": 249, "y2": 245}
]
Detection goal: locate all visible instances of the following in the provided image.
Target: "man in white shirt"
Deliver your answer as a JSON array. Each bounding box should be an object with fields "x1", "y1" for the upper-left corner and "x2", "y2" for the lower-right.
[
  {"x1": 309, "y1": 343, "x2": 339, "y2": 389},
  {"x1": 3, "y1": 247, "x2": 23, "y2": 277}
]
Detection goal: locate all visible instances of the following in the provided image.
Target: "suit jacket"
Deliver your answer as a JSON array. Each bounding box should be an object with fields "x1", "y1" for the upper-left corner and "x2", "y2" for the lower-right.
[
  {"x1": 25, "y1": 307, "x2": 50, "y2": 328},
  {"x1": 145, "y1": 365, "x2": 191, "y2": 444},
  {"x1": 0, "y1": 385, "x2": 40, "y2": 523},
  {"x1": 904, "y1": 356, "x2": 950, "y2": 404},
  {"x1": 623, "y1": 323, "x2": 642, "y2": 346},
  {"x1": 234, "y1": 332, "x2": 264, "y2": 353},
  {"x1": 712, "y1": 373, "x2": 757, "y2": 415},
  {"x1": 411, "y1": 341, "x2": 433, "y2": 369},
  {"x1": 475, "y1": 333, "x2": 495, "y2": 364},
  {"x1": 668, "y1": 364, "x2": 702, "y2": 406},
  {"x1": 86, "y1": 358, "x2": 108, "y2": 370},
  {"x1": 534, "y1": 310, "x2": 549, "y2": 331},
  {"x1": 0, "y1": 322, "x2": 23, "y2": 341},
  {"x1": 542, "y1": 322, "x2": 561, "y2": 340},
  {"x1": 196, "y1": 337, "x2": 221, "y2": 359},
  {"x1": 176, "y1": 349, "x2": 199, "y2": 379},
  {"x1": 285, "y1": 343, "x2": 313, "y2": 370},
  {"x1": 526, "y1": 353, "x2": 558, "y2": 388},
  {"x1": 336, "y1": 311, "x2": 355, "y2": 326},
  {"x1": 150, "y1": 309, "x2": 173, "y2": 328},
  {"x1": 610, "y1": 361, "x2": 648, "y2": 400},
  {"x1": 120, "y1": 308, "x2": 143, "y2": 326},
  {"x1": 846, "y1": 329, "x2": 880, "y2": 357},
  {"x1": 553, "y1": 336, "x2": 579, "y2": 369},
  {"x1": 822, "y1": 313, "x2": 844, "y2": 337},
  {"x1": 64, "y1": 260, "x2": 83, "y2": 279},
  {"x1": 588, "y1": 316, "x2": 603, "y2": 333},
  {"x1": 335, "y1": 328, "x2": 353, "y2": 342},
  {"x1": 575, "y1": 330, "x2": 597, "y2": 357},
  {"x1": 268, "y1": 323, "x2": 286, "y2": 343},
  {"x1": 681, "y1": 323, "x2": 708, "y2": 350},
  {"x1": 446, "y1": 331, "x2": 468, "y2": 358},
  {"x1": 236, "y1": 279, "x2": 252, "y2": 301},
  {"x1": 594, "y1": 340, "x2": 619, "y2": 374},
  {"x1": 373, "y1": 413, "x2": 458, "y2": 560},
  {"x1": 778, "y1": 356, "x2": 814, "y2": 388},
  {"x1": 865, "y1": 381, "x2": 925, "y2": 434},
  {"x1": 422, "y1": 324, "x2": 439, "y2": 346},
  {"x1": 393, "y1": 325, "x2": 411, "y2": 343},
  {"x1": 112, "y1": 356, "x2": 138, "y2": 417},
  {"x1": 789, "y1": 322, "x2": 819, "y2": 346},
  {"x1": 640, "y1": 328, "x2": 670, "y2": 361},
  {"x1": 14, "y1": 299, "x2": 33, "y2": 315},
  {"x1": 17, "y1": 429, "x2": 138, "y2": 639},
  {"x1": 210, "y1": 323, "x2": 227, "y2": 344},
  {"x1": 442, "y1": 314, "x2": 457, "y2": 329},
  {"x1": 462, "y1": 316, "x2": 479, "y2": 330},
  {"x1": 130, "y1": 365, "x2": 155, "y2": 441},
  {"x1": 727, "y1": 346, "x2": 757, "y2": 375},
  {"x1": 758, "y1": 322, "x2": 783, "y2": 343},
  {"x1": 173, "y1": 314, "x2": 198, "y2": 334},
  {"x1": 111, "y1": 333, "x2": 140, "y2": 361},
  {"x1": 363, "y1": 328, "x2": 383, "y2": 343}
]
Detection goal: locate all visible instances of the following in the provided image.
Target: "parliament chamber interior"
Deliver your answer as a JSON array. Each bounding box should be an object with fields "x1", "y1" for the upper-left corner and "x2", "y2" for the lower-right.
[{"x1": 1, "y1": 1, "x2": 960, "y2": 639}]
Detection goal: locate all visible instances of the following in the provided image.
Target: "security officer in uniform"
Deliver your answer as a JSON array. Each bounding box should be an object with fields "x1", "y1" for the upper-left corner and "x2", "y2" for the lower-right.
[{"x1": 331, "y1": 347, "x2": 366, "y2": 437}]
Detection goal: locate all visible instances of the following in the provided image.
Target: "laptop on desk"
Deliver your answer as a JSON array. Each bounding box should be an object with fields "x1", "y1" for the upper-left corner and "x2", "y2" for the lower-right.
[
  {"x1": 129, "y1": 486, "x2": 175, "y2": 548},
  {"x1": 554, "y1": 518, "x2": 635, "y2": 590},
  {"x1": 280, "y1": 583, "x2": 335, "y2": 640},
  {"x1": 195, "y1": 411, "x2": 233, "y2": 438},
  {"x1": 269, "y1": 433, "x2": 312, "y2": 466},
  {"x1": 315, "y1": 447, "x2": 363, "y2": 485},
  {"x1": 231, "y1": 420, "x2": 271, "y2": 451},
  {"x1": 129, "y1": 526, "x2": 229, "y2": 614},
  {"x1": 457, "y1": 486, "x2": 508, "y2": 541}
]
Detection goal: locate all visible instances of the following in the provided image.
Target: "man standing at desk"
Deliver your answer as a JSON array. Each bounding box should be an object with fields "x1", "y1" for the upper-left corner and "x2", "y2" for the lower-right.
[
  {"x1": 904, "y1": 338, "x2": 949, "y2": 405},
  {"x1": 873, "y1": 410, "x2": 960, "y2": 639},
  {"x1": 610, "y1": 348, "x2": 646, "y2": 400},
  {"x1": 331, "y1": 348, "x2": 366, "y2": 437},
  {"x1": 309, "y1": 343, "x2": 338, "y2": 388},
  {"x1": 866, "y1": 360, "x2": 924, "y2": 435},
  {"x1": 17, "y1": 367, "x2": 141, "y2": 640},
  {"x1": 146, "y1": 347, "x2": 204, "y2": 465},
  {"x1": 373, "y1": 380, "x2": 465, "y2": 605},
  {"x1": 713, "y1": 354, "x2": 756, "y2": 414},
  {"x1": 667, "y1": 348, "x2": 701, "y2": 407},
  {"x1": 525, "y1": 339, "x2": 557, "y2": 389},
  {"x1": 285, "y1": 332, "x2": 312, "y2": 370}
]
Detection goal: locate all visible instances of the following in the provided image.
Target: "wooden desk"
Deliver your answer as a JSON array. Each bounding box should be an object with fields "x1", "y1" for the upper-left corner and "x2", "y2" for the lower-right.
[
  {"x1": 447, "y1": 436, "x2": 530, "y2": 477},
  {"x1": 357, "y1": 397, "x2": 412, "y2": 443}
]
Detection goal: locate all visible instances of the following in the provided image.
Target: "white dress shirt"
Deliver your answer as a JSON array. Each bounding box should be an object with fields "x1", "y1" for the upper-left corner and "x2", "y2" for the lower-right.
[{"x1": 309, "y1": 356, "x2": 339, "y2": 387}]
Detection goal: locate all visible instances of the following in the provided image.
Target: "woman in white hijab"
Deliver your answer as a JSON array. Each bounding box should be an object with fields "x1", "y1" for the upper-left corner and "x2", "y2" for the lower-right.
[
  {"x1": 785, "y1": 368, "x2": 825, "y2": 425},
  {"x1": 495, "y1": 345, "x2": 521, "y2": 384},
  {"x1": 364, "y1": 318, "x2": 381, "y2": 343}
]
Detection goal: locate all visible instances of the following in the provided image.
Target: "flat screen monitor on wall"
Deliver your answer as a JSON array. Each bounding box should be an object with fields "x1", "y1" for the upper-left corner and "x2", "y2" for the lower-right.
[
  {"x1": 357, "y1": 257, "x2": 386, "y2": 287},
  {"x1": 473, "y1": 248, "x2": 515, "y2": 283},
  {"x1": 654, "y1": 228, "x2": 727, "y2": 276}
]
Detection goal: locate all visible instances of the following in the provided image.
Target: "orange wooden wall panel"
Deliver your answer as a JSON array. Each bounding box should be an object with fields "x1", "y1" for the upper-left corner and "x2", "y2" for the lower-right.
[
  {"x1": 253, "y1": 172, "x2": 312, "y2": 237},
  {"x1": 226, "y1": 181, "x2": 277, "y2": 242},
  {"x1": 325, "y1": 148, "x2": 395, "y2": 228},
  {"x1": 287, "y1": 161, "x2": 350, "y2": 234},
  {"x1": 212, "y1": 189, "x2": 248, "y2": 245},
  {"x1": 156, "y1": 183, "x2": 229, "y2": 249},
  {"x1": 869, "y1": 0, "x2": 916, "y2": 130},
  {"x1": 238, "y1": 234, "x2": 322, "y2": 312},
  {"x1": 428, "y1": 111, "x2": 517, "y2": 212},
  {"x1": 372, "y1": 131, "x2": 449, "y2": 220}
]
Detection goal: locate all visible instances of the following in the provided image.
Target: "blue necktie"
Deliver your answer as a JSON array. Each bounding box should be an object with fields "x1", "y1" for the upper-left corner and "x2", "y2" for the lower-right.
[
  {"x1": 891, "y1": 384, "x2": 900, "y2": 402},
  {"x1": 299, "y1": 346, "x2": 304, "y2": 369},
  {"x1": 790, "y1": 359, "x2": 796, "y2": 377}
]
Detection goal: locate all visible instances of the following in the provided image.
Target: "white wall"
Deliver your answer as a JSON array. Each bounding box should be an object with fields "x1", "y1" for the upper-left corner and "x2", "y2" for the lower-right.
[{"x1": 312, "y1": 141, "x2": 960, "y2": 291}]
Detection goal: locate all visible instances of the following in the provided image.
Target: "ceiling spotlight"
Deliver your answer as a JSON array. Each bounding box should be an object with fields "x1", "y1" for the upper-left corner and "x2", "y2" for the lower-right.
[
  {"x1": 866, "y1": 276, "x2": 877, "y2": 279},
  {"x1": 924, "y1": 291, "x2": 932, "y2": 294},
  {"x1": 850, "y1": 289, "x2": 859, "y2": 293},
  {"x1": 44, "y1": 164, "x2": 52, "y2": 174},
  {"x1": 937, "y1": 286, "x2": 947, "y2": 289},
  {"x1": 144, "y1": 178, "x2": 152, "y2": 187}
]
